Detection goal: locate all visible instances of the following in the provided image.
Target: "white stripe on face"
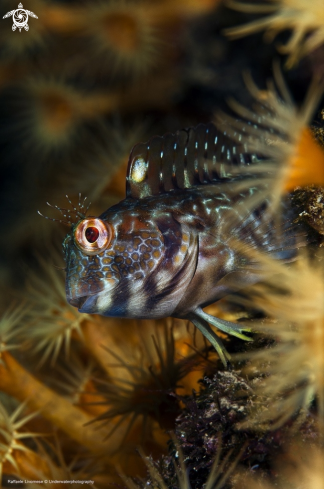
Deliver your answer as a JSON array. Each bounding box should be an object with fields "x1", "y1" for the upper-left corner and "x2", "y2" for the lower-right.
[{"x1": 95, "y1": 278, "x2": 118, "y2": 313}]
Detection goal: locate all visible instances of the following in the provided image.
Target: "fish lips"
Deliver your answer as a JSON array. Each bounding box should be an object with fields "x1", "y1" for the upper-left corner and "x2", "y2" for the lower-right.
[
  {"x1": 77, "y1": 294, "x2": 100, "y2": 313},
  {"x1": 77, "y1": 282, "x2": 118, "y2": 314},
  {"x1": 66, "y1": 292, "x2": 100, "y2": 313}
]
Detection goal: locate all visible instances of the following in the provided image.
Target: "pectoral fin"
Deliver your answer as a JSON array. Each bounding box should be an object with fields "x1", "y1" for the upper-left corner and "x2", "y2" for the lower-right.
[
  {"x1": 187, "y1": 307, "x2": 253, "y2": 366},
  {"x1": 187, "y1": 312, "x2": 232, "y2": 367}
]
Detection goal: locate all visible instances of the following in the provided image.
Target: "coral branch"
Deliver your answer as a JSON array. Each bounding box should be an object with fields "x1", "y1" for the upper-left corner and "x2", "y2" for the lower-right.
[
  {"x1": 82, "y1": 318, "x2": 119, "y2": 377},
  {"x1": 0, "y1": 352, "x2": 121, "y2": 454}
]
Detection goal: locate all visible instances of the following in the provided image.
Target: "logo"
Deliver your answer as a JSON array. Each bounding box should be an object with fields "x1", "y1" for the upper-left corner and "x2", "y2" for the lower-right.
[{"x1": 3, "y1": 3, "x2": 38, "y2": 32}]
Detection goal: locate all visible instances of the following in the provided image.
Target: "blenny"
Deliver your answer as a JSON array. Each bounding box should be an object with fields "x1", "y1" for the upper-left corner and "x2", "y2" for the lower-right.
[{"x1": 60, "y1": 123, "x2": 303, "y2": 365}]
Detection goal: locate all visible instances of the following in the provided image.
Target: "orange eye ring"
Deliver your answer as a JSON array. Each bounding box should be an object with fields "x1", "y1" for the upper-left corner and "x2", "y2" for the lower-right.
[{"x1": 74, "y1": 218, "x2": 112, "y2": 255}]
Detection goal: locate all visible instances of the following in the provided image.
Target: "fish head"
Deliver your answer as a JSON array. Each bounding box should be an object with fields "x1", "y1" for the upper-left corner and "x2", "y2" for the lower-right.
[{"x1": 63, "y1": 205, "x2": 165, "y2": 317}]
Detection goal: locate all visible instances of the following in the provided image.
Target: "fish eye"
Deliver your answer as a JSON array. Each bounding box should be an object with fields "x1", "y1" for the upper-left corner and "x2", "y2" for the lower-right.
[
  {"x1": 74, "y1": 218, "x2": 112, "y2": 255},
  {"x1": 85, "y1": 226, "x2": 99, "y2": 243}
]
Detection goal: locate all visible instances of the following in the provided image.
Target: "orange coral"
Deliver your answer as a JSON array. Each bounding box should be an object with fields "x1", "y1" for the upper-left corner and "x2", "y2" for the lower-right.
[{"x1": 285, "y1": 126, "x2": 324, "y2": 190}]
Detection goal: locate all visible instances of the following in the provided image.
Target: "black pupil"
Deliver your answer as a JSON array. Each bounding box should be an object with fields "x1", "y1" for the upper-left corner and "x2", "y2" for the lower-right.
[{"x1": 85, "y1": 226, "x2": 99, "y2": 243}]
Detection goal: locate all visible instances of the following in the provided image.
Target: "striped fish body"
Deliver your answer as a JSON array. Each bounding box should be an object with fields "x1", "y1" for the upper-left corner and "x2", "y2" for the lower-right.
[{"x1": 63, "y1": 123, "x2": 302, "y2": 364}]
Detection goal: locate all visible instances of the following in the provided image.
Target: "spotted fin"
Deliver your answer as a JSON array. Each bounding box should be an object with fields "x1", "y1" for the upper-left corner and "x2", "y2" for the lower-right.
[{"x1": 126, "y1": 122, "x2": 257, "y2": 199}]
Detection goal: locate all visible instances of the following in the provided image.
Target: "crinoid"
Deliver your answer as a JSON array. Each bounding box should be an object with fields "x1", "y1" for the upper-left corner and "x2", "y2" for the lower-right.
[
  {"x1": 224, "y1": 0, "x2": 324, "y2": 67},
  {"x1": 82, "y1": 0, "x2": 164, "y2": 79},
  {"x1": 215, "y1": 64, "x2": 324, "y2": 208}
]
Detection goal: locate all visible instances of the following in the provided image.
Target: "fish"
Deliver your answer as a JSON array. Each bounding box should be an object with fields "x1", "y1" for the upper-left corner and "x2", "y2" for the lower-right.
[{"x1": 61, "y1": 122, "x2": 305, "y2": 366}]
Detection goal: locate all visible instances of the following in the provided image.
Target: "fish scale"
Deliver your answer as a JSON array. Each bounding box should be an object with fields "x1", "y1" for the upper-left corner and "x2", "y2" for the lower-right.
[{"x1": 63, "y1": 122, "x2": 306, "y2": 366}]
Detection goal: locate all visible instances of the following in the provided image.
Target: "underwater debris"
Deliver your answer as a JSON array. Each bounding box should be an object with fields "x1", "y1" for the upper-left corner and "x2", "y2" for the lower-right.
[
  {"x1": 154, "y1": 371, "x2": 253, "y2": 489},
  {"x1": 140, "y1": 368, "x2": 319, "y2": 489},
  {"x1": 292, "y1": 185, "x2": 324, "y2": 237},
  {"x1": 312, "y1": 108, "x2": 324, "y2": 147},
  {"x1": 224, "y1": 0, "x2": 324, "y2": 68}
]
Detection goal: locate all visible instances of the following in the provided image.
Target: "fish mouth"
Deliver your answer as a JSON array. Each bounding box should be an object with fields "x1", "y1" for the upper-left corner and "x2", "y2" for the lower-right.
[
  {"x1": 68, "y1": 278, "x2": 118, "y2": 314},
  {"x1": 68, "y1": 294, "x2": 98, "y2": 313},
  {"x1": 68, "y1": 295, "x2": 90, "y2": 309},
  {"x1": 78, "y1": 294, "x2": 100, "y2": 313}
]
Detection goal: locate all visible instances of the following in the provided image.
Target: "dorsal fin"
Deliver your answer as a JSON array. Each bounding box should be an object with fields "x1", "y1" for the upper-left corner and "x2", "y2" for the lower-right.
[{"x1": 126, "y1": 122, "x2": 256, "y2": 199}]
